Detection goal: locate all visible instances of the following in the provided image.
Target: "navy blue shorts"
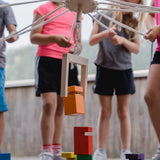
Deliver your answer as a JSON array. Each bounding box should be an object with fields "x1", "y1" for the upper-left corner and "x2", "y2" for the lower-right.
[
  {"x1": 93, "y1": 66, "x2": 135, "y2": 96},
  {"x1": 151, "y1": 51, "x2": 160, "y2": 64},
  {"x1": 0, "y1": 67, "x2": 8, "y2": 112},
  {"x1": 35, "y1": 56, "x2": 79, "y2": 96}
]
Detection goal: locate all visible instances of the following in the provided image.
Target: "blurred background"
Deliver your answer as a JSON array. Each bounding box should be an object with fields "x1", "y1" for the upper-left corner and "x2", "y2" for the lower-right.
[{"x1": 4, "y1": 0, "x2": 153, "y2": 81}]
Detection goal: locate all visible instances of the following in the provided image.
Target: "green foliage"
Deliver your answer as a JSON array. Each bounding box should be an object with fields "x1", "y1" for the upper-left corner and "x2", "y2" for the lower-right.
[
  {"x1": 5, "y1": 45, "x2": 37, "y2": 81},
  {"x1": 5, "y1": 41, "x2": 156, "y2": 81}
]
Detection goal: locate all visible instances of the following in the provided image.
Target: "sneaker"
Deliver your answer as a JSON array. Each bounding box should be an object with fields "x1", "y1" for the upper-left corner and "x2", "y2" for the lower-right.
[
  {"x1": 39, "y1": 150, "x2": 54, "y2": 160},
  {"x1": 93, "y1": 149, "x2": 107, "y2": 160},
  {"x1": 53, "y1": 150, "x2": 65, "y2": 160},
  {"x1": 120, "y1": 150, "x2": 132, "y2": 160},
  {"x1": 151, "y1": 147, "x2": 160, "y2": 160}
]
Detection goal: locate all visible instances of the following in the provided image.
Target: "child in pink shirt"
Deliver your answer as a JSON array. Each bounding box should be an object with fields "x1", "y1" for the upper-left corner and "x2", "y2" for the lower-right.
[
  {"x1": 33, "y1": 1, "x2": 76, "y2": 59},
  {"x1": 30, "y1": 1, "x2": 81, "y2": 160},
  {"x1": 144, "y1": 1, "x2": 160, "y2": 160}
]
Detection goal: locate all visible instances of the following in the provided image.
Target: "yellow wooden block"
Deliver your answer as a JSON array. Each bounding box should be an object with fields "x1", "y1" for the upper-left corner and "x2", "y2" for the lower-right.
[{"x1": 61, "y1": 152, "x2": 77, "y2": 160}]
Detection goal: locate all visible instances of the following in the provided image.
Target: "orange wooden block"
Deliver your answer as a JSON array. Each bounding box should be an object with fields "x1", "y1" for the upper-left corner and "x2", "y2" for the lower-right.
[{"x1": 63, "y1": 86, "x2": 85, "y2": 115}]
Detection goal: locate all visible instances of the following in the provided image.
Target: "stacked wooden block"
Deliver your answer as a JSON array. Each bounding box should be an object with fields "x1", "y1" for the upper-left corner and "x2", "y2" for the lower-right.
[
  {"x1": 62, "y1": 127, "x2": 93, "y2": 160},
  {"x1": 126, "y1": 153, "x2": 144, "y2": 160},
  {"x1": 62, "y1": 152, "x2": 77, "y2": 160},
  {"x1": 74, "y1": 127, "x2": 93, "y2": 160},
  {"x1": 63, "y1": 86, "x2": 85, "y2": 115},
  {"x1": 0, "y1": 153, "x2": 11, "y2": 160}
]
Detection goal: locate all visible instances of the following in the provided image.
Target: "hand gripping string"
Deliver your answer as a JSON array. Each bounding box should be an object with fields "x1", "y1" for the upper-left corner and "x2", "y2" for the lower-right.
[
  {"x1": 0, "y1": 8, "x2": 68, "y2": 43},
  {"x1": 96, "y1": 11, "x2": 145, "y2": 36}
]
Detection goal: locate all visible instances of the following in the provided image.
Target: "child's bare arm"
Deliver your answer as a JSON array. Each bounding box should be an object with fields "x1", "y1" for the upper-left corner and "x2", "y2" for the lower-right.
[
  {"x1": 6, "y1": 24, "x2": 18, "y2": 43},
  {"x1": 122, "y1": 34, "x2": 140, "y2": 54},
  {"x1": 146, "y1": 0, "x2": 155, "y2": 29},
  {"x1": 144, "y1": 0, "x2": 160, "y2": 42},
  {"x1": 30, "y1": 13, "x2": 72, "y2": 48},
  {"x1": 144, "y1": 25, "x2": 160, "y2": 42},
  {"x1": 89, "y1": 21, "x2": 115, "y2": 46},
  {"x1": 109, "y1": 33, "x2": 140, "y2": 54}
]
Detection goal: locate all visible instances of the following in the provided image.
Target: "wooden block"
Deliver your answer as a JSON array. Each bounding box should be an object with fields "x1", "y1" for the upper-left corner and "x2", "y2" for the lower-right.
[
  {"x1": 62, "y1": 152, "x2": 77, "y2": 160},
  {"x1": 77, "y1": 155, "x2": 92, "y2": 160},
  {"x1": 63, "y1": 86, "x2": 85, "y2": 115},
  {"x1": 126, "y1": 153, "x2": 144, "y2": 160},
  {"x1": 74, "y1": 127, "x2": 93, "y2": 155},
  {"x1": 0, "y1": 153, "x2": 11, "y2": 160},
  {"x1": 60, "y1": 53, "x2": 88, "y2": 99},
  {"x1": 68, "y1": 85, "x2": 83, "y2": 94}
]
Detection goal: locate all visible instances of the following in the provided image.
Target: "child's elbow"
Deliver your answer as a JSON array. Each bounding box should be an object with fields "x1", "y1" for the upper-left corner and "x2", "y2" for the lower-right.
[{"x1": 30, "y1": 36, "x2": 36, "y2": 44}]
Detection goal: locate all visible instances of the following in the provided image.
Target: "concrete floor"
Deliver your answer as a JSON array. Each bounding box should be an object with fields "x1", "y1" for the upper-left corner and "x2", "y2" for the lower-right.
[
  {"x1": 12, "y1": 158, "x2": 123, "y2": 160},
  {"x1": 12, "y1": 158, "x2": 150, "y2": 160}
]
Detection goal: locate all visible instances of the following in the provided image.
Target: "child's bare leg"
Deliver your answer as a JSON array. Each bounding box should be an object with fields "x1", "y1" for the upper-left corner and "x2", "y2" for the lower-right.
[
  {"x1": 97, "y1": 95, "x2": 112, "y2": 149},
  {"x1": 52, "y1": 95, "x2": 63, "y2": 145},
  {"x1": 145, "y1": 64, "x2": 160, "y2": 141},
  {"x1": 117, "y1": 95, "x2": 131, "y2": 160},
  {"x1": 117, "y1": 94, "x2": 131, "y2": 150},
  {"x1": 41, "y1": 93, "x2": 57, "y2": 146},
  {"x1": 144, "y1": 64, "x2": 160, "y2": 160},
  {"x1": 52, "y1": 95, "x2": 65, "y2": 160},
  {"x1": 93, "y1": 95, "x2": 112, "y2": 160}
]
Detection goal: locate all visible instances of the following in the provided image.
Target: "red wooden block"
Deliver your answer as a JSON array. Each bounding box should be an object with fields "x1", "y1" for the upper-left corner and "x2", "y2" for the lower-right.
[{"x1": 74, "y1": 127, "x2": 93, "y2": 155}]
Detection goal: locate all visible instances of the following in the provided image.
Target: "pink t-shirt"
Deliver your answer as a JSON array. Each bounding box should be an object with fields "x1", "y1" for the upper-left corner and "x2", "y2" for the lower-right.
[
  {"x1": 154, "y1": 0, "x2": 160, "y2": 51},
  {"x1": 34, "y1": 2, "x2": 76, "y2": 59}
]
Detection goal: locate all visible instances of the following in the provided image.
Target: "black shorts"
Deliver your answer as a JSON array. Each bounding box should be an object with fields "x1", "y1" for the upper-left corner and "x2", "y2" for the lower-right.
[
  {"x1": 93, "y1": 66, "x2": 135, "y2": 96},
  {"x1": 151, "y1": 51, "x2": 160, "y2": 64},
  {"x1": 35, "y1": 56, "x2": 79, "y2": 96}
]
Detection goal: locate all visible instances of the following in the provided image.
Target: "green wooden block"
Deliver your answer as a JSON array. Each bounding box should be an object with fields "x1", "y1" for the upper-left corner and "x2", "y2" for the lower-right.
[{"x1": 77, "y1": 155, "x2": 92, "y2": 160}]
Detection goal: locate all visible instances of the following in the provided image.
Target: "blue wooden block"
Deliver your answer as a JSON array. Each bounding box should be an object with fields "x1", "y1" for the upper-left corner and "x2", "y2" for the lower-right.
[
  {"x1": 126, "y1": 153, "x2": 144, "y2": 160},
  {"x1": 0, "y1": 153, "x2": 11, "y2": 160}
]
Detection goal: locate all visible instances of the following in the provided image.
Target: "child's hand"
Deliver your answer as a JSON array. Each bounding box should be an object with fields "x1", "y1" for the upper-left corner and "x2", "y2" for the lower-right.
[
  {"x1": 69, "y1": 47, "x2": 74, "y2": 54},
  {"x1": 56, "y1": 35, "x2": 72, "y2": 48},
  {"x1": 108, "y1": 27, "x2": 117, "y2": 39},
  {"x1": 109, "y1": 35, "x2": 124, "y2": 46},
  {"x1": 7, "y1": 31, "x2": 18, "y2": 43},
  {"x1": 144, "y1": 25, "x2": 160, "y2": 42}
]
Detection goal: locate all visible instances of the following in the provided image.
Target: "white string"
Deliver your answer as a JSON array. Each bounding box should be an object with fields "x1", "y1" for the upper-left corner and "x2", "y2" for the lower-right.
[
  {"x1": 68, "y1": 16, "x2": 77, "y2": 42},
  {"x1": 9, "y1": 5, "x2": 64, "y2": 39},
  {"x1": 98, "y1": 2, "x2": 160, "y2": 14},
  {"x1": 98, "y1": 2, "x2": 133, "y2": 10},
  {"x1": 97, "y1": 8, "x2": 140, "y2": 13},
  {"x1": 0, "y1": 0, "x2": 64, "y2": 8},
  {"x1": 0, "y1": 0, "x2": 48, "y2": 8},
  {"x1": 0, "y1": 9, "x2": 69, "y2": 43},
  {"x1": 104, "y1": 0, "x2": 160, "y2": 12},
  {"x1": 96, "y1": 11, "x2": 145, "y2": 36},
  {"x1": 1, "y1": 0, "x2": 160, "y2": 43},
  {"x1": 88, "y1": 13, "x2": 114, "y2": 32}
]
